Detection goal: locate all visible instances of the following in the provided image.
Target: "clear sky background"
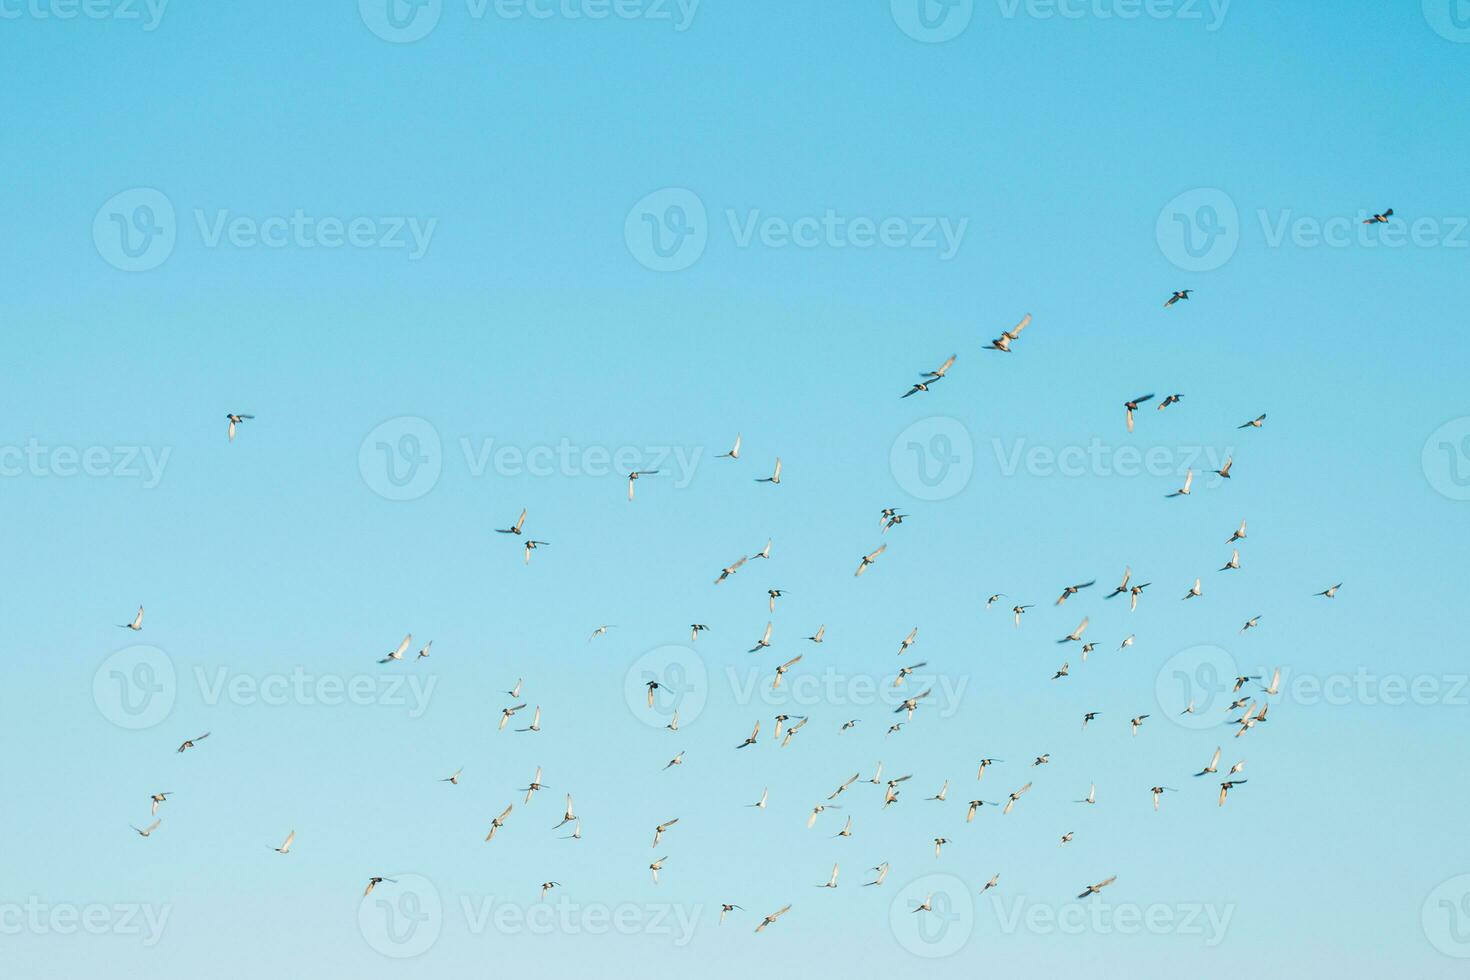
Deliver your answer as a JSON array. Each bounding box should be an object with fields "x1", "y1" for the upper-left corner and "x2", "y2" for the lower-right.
[{"x1": 3, "y1": 1, "x2": 1470, "y2": 976}]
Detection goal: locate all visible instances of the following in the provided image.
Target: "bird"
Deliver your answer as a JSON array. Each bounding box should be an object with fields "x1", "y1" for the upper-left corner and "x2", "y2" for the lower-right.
[
  {"x1": 273, "y1": 830, "x2": 295, "y2": 854},
  {"x1": 440, "y1": 768, "x2": 463, "y2": 785},
  {"x1": 894, "y1": 661, "x2": 927, "y2": 687},
  {"x1": 902, "y1": 380, "x2": 940, "y2": 399},
  {"x1": 986, "y1": 593, "x2": 1005, "y2": 607},
  {"x1": 752, "y1": 539, "x2": 773, "y2": 560},
  {"x1": 416, "y1": 640, "x2": 432, "y2": 659},
  {"x1": 364, "y1": 876, "x2": 397, "y2": 896},
  {"x1": 516, "y1": 706, "x2": 542, "y2": 733},
  {"x1": 1261, "y1": 668, "x2": 1282, "y2": 696},
  {"x1": 118, "y1": 605, "x2": 144, "y2": 631},
  {"x1": 1363, "y1": 207, "x2": 1394, "y2": 224},
  {"x1": 1105, "y1": 568, "x2": 1132, "y2": 599},
  {"x1": 499, "y1": 704, "x2": 527, "y2": 730},
  {"x1": 1055, "y1": 580, "x2": 1096, "y2": 605},
  {"x1": 1080, "y1": 642, "x2": 1097, "y2": 661},
  {"x1": 1012, "y1": 604, "x2": 1033, "y2": 627},
  {"x1": 561, "y1": 821, "x2": 581, "y2": 841},
  {"x1": 897, "y1": 627, "x2": 919, "y2": 655},
  {"x1": 980, "y1": 874, "x2": 1000, "y2": 893},
  {"x1": 1315, "y1": 582, "x2": 1343, "y2": 598},
  {"x1": 772, "y1": 655, "x2": 802, "y2": 689},
  {"x1": 690, "y1": 624, "x2": 710, "y2": 641},
  {"x1": 651, "y1": 818, "x2": 679, "y2": 848},
  {"x1": 505, "y1": 678, "x2": 523, "y2": 697},
  {"x1": 1221, "y1": 549, "x2": 1241, "y2": 571},
  {"x1": 966, "y1": 800, "x2": 997, "y2": 822},
  {"x1": 1032, "y1": 754, "x2": 1050, "y2": 767},
  {"x1": 1195, "y1": 748, "x2": 1221, "y2": 777},
  {"x1": 1077, "y1": 876, "x2": 1117, "y2": 899},
  {"x1": 1075, "y1": 783, "x2": 1096, "y2": 805},
  {"x1": 911, "y1": 894, "x2": 935, "y2": 914},
  {"x1": 176, "y1": 733, "x2": 210, "y2": 753},
  {"x1": 553, "y1": 795, "x2": 576, "y2": 827},
  {"x1": 1167, "y1": 470, "x2": 1194, "y2": 497},
  {"x1": 975, "y1": 758, "x2": 1002, "y2": 781},
  {"x1": 1002, "y1": 782, "x2": 1032, "y2": 815},
  {"x1": 736, "y1": 721, "x2": 760, "y2": 749},
  {"x1": 1219, "y1": 779, "x2": 1248, "y2": 806},
  {"x1": 149, "y1": 792, "x2": 171, "y2": 816},
  {"x1": 718, "y1": 434, "x2": 741, "y2": 459},
  {"x1": 1150, "y1": 786, "x2": 1177, "y2": 811},
  {"x1": 587, "y1": 625, "x2": 614, "y2": 642},
  {"x1": 755, "y1": 458, "x2": 782, "y2": 484},
  {"x1": 922, "y1": 353, "x2": 957, "y2": 380},
  {"x1": 1241, "y1": 615, "x2": 1262, "y2": 632},
  {"x1": 817, "y1": 863, "x2": 839, "y2": 888},
  {"x1": 649, "y1": 856, "x2": 667, "y2": 884},
  {"x1": 131, "y1": 819, "x2": 161, "y2": 838},
  {"x1": 523, "y1": 540, "x2": 549, "y2": 564},
  {"x1": 539, "y1": 882, "x2": 560, "y2": 901},
  {"x1": 747, "y1": 787, "x2": 768, "y2": 809},
  {"x1": 1082, "y1": 711, "x2": 1099, "y2": 729},
  {"x1": 1228, "y1": 519, "x2": 1248, "y2": 543},
  {"x1": 1060, "y1": 832, "x2": 1074, "y2": 845},
  {"x1": 225, "y1": 413, "x2": 255, "y2": 440},
  {"x1": 985, "y1": 313, "x2": 1032, "y2": 352},
  {"x1": 1157, "y1": 393, "x2": 1184, "y2": 410},
  {"x1": 882, "y1": 512, "x2": 908, "y2": 532},
  {"x1": 1124, "y1": 394, "x2": 1155, "y2": 432},
  {"x1": 719, "y1": 904, "x2": 743, "y2": 923},
  {"x1": 378, "y1": 634, "x2": 412, "y2": 664},
  {"x1": 754, "y1": 905, "x2": 791, "y2": 933},
  {"x1": 805, "y1": 625, "x2": 826, "y2": 643},
  {"x1": 1238, "y1": 413, "x2": 1267, "y2": 429},
  {"x1": 1130, "y1": 715, "x2": 1149, "y2": 735},
  {"x1": 855, "y1": 544, "x2": 887, "y2": 577},
  {"x1": 927, "y1": 780, "x2": 949, "y2": 802},
  {"x1": 665, "y1": 710, "x2": 680, "y2": 732},
  {"x1": 1164, "y1": 289, "x2": 1192, "y2": 307},
  {"x1": 933, "y1": 837, "x2": 950, "y2": 858},
  {"x1": 495, "y1": 508, "x2": 528, "y2": 535},
  {"x1": 895, "y1": 689, "x2": 932, "y2": 720},
  {"x1": 1182, "y1": 578, "x2": 1202, "y2": 600},
  {"x1": 767, "y1": 588, "x2": 786, "y2": 612},
  {"x1": 1052, "y1": 662, "x2": 1069, "y2": 680},
  {"x1": 1059, "y1": 616, "x2": 1089, "y2": 643},
  {"x1": 522, "y1": 767, "x2": 546, "y2": 803},
  {"x1": 714, "y1": 556, "x2": 747, "y2": 585},
  {"x1": 827, "y1": 774, "x2": 858, "y2": 803},
  {"x1": 664, "y1": 751, "x2": 685, "y2": 771},
  {"x1": 807, "y1": 804, "x2": 841, "y2": 829},
  {"x1": 484, "y1": 804, "x2": 512, "y2": 841},
  {"x1": 1119, "y1": 634, "x2": 1136, "y2": 650},
  {"x1": 627, "y1": 469, "x2": 658, "y2": 501},
  {"x1": 1214, "y1": 456, "x2": 1233, "y2": 479},
  {"x1": 748, "y1": 622, "x2": 773, "y2": 653},
  {"x1": 865, "y1": 864, "x2": 889, "y2": 886}
]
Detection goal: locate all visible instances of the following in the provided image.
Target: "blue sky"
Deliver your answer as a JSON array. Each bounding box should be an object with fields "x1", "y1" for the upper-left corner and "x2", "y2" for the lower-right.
[{"x1": 3, "y1": 1, "x2": 1470, "y2": 975}]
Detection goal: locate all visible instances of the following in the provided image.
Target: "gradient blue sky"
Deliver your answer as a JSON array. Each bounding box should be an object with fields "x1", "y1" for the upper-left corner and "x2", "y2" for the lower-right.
[{"x1": 3, "y1": 1, "x2": 1470, "y2": 976}]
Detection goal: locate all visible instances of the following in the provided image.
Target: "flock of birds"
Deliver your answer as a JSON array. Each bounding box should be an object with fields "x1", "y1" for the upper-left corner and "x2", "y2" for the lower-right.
[{"x1": 119, "y1": 312, "x2": 1352, "y2": 939}]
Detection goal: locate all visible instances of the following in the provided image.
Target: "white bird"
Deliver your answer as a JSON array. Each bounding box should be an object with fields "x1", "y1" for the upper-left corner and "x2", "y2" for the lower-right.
[
  {"x1": 1060, "y1": 832, "x2": 1074, "y2": 845},
  {"x1": 561, "y1": 820, "x2": 581, "y2": 841},
  {"x1": 855, "y1": 544, "x2": 887, "y2": 577},
  {"x1": 553, "y1": 795, "x2": 576, "y2": 828},
  {"x1": 715, "y1": 556, "x2": 748, "y2": 585},
  {"x1": 749, "y1": 622, "x2": 773, "y2": 653},
  {"x1": 495, "y1": 508, "x2": 528, "y2": 535},
  {"x1": 805, "y1": 625, "x2": 826, "y2": 643},
  {"x1": 499, "y1": 704, "x2": 527, "y2": 730},
  {"x1": 1315, "y1": 582, "x2": 1344, "y2": 598},
  {"x1": 897, "y1": 627, "x2": 918, "y2": 655},
  {"x1": 1228, "y1": 519, "x2": 1248, "y2": 543},
  {"x1": 522, "y1": 767, "x2": 546, "y2": 803},
  {"x1": 1237, "y1": 413, "x2": 1267, "y2": 429},
  {"x1": 652, "y1": 818, "x2": 679, "y2": 848},
  {"x1": 1076, "y1": 783, "x2": 1096, "y2": 805},
  {"x1": 587, "y1": 625, "x2": 614, "y2": 642},
  {"x1": 736, "y1": 721, "x2": 760, "y2": 749},
  {"x1": 1194, "y1": 747, "x2": 1221, "y2": 777},
  {"x1": 364, "y1": 876, "x2": 397, "y2": 896},
  {"x1": 378, "y1": 634, "x2": 411, "y2": 664},
  {"x1": 986, "y1": 312, "x2": 1032, "y2": 352},
  {"x1": 484, "y1": 804, "x2": 513, "y2": 841},
  {"x1": 865, "y1": 864, "x2": 889, "y2": 886},
  {"x1": 832, "y1": 816, "x2": 853, "y2": 838},
  {"x1": 1151, "y1": 786, "x2": 1176, "y2": 811},
  {"x1": 273, "y1": 830, "x2": 295, "y2": 854},
  {"x1": 1130, "y1": 714, "x2": 1149, "y2": 736},
  {"x1": 752, "y1": 539, "x2": 773, "y2": 560},
  {"x1": 149, "y1": 792, "x2": 171, "y2": 816},
  {"x1": 1182, "y1": 578, "x2": 1202, "y2": 600},
  {"x1": 827, "y1": 774, "x2": 860, "y2": 800},
  {"x1": 416, "y1": 640, "x2": 432, "y2": 659},
  {"x1": 176, "y1": 732, "x2": 210, "y2": 753},
  {"x1": 718, "y1": 434, "x2": 741, "y2": 459},
  {"x1": 440, "y1": 768, "x2": 463, "y2": 785},
  {"x1": 1002, "y1": 782, "x2": 1032, "y2": 815},
  {"x1": 666, "y1": 709, "x2": 680, "y2": 732},
  {"x1": 1012, "y1": 604, "x2": 1033, "y2": 627},
  {"x1": 927, "y1": 780, "x2": 949, "y2": 802},
  {"x1": 1167, "y1": 470, "x2": 1194, "y2": 497},
  {"x1": 540, "y1": 882, "x2": 560, "y2": 900},
  {"x1": 807, "y1": 805, "x2": 841, "y2": 829},
  {"x1": 980, "y1": 874, "x2": 1000, "y2": 893},
  {"x1": 1261, "y1": 668, "x2": 1281, "y2": 696},
  {"x1": 664, "y1": 751, "x2": 685, "y2": 771},
  {"x1": 755, "y1": 458, "x2": 782, "y2": 484},
  {"x1": 131, "y1": 819, "x2": 161, "y2": 838},
  {"x1": 933, "y1": 837, "x2": 950, "y2": 858},
  {"x1": 226, "y1": 413, "x2": 255, "y2": 441},
  {"x1": 522, "y1": 539, "x2": 549, "y2": 564},
  {"x1": 911, "y1": 894, "x2": 935, "y2": 913},
  {"x1": 818, "y1": 863, "x2": 839, "y2": 888},
  {"x1": 118, "y1": 605, "x2": 144, "y2": 631},
  {"x1": 649, "y1": 856, "x2": 667, "y2": 884},
  {"x1": 893, "y1": 661, "x2": 927, "y2": 687},
  {"x1": 627, "y1": 469, "x2": 658, "y2": 501},
  {"x1": 754, "y1": 904, "x2": 791, "y2": 933},
  {"x1": 965, "y1": 800, "x2": 997, "y2": 821},
  {"x1": 719, "y1": 903, "x2": 743, "y2": 923},
  {"x1": 1059, "y1": 616, "x2": 1089, "y2": 643},
  {"x1": 1221, "y1": 549, "x2": 1241, "y2": 571},
  {"x1": 1077, "y1": 876, "x2": 1117, "y2": 899},
  {"x1": 516, "y1": 706, "x2": 542, "y2": 733},
  {"x1": 747, "y1": 787, "x2": 768, "y2": 810},
  {"x1": 505, "y1": 678, "x2": 523, "y2": 697},
  {"x1": 1119, "y1": 634, "x2": 1136, "y2": 651}
]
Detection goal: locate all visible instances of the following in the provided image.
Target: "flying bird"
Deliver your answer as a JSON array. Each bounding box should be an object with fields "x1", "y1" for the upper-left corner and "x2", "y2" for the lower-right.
[
  {"x1": 1124, "y1": 393, "x2": 1154, "y2": 432},
  {"x1": 754, "y1": 904, "x2": 791, "y2": 934},
  {"x1": 714, "y1": 556, "x2": 747, "y2": 585},
  {"x1": 718, "y1": 434, "x2": 741, "y2": 459},
  {"x1": 176, "y1": 733, "x2": 210, "y2": 753},
  {"x1": 1077, "y1": 876, "x2": 1117, "y2": 899},
  {"x1": 626, "y1": 469, "x2": 658, "y2": 501},
  {"x1": 1315, "y1": 583, "x2": 1343, "y2": 598},
  {"x1": 131, "y1": 819, "x2": 161, "y2": 838},
  {"x1": 523, "y1": 540, "x2": 549, "y2": 564},
  {"x1": 495, "y1": 509, "x2": 528, "y2": 535},
  {"x1": 1163, "y1": 289, "x2": 1191, "y2": 307},
  {"x1": 1363, "y1": 207, "x2": 1394, "y2": 224},
  {"x1": 273, "y1": 830, "x2": 295, "y2": 854},
  {"x1": 378, "y1": 634, "x2": 412, "y2": 664},
  {"x1": 1059, "y1": 616, "x2": 1089, "y2": 643},
  {"x1": 1238, "y1": 414, "x2": 1267, "y2": 429},
  {"x1": 118, "y1": 605, "x2": 144, "y2": 631},
  {"x1": 748, "y1": 622, "x2": 773, "y2": 653},
  {"x1": 225, "y1": 413, "x2": 255, "y2": 441},
  {"x1": 985, "y1": 313, "x2": 1032, "y2": 353},
  {"x1": 855, "y1": 544, "x2": 887, "y2": 577},
  {"x1": 756, "y1": 458, "x2": 782, "y2": 484},
  {"x1": 484, "y1": 804, "x2": 513, "y2": 841},
  {"x1": 1055, "y1": 580, "x2": 1096, "y2": 605},
  {"x1": 1166, "y1": 470, "x2": 1194, "y2": 498}
]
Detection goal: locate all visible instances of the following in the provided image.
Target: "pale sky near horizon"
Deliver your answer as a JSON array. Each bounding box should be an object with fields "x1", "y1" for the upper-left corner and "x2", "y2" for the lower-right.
[{"x1": 3, "y1": 1, "x2": 1470, "y2": 976}]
